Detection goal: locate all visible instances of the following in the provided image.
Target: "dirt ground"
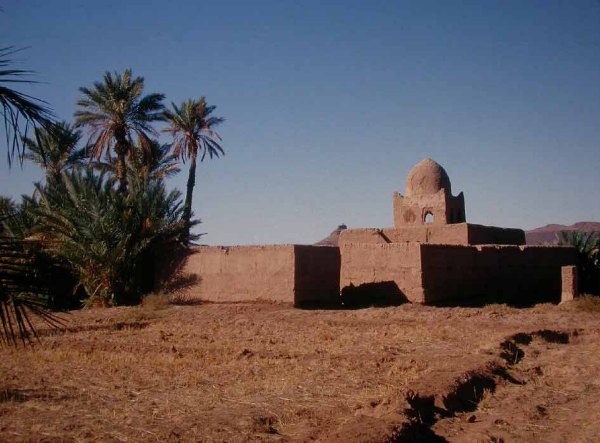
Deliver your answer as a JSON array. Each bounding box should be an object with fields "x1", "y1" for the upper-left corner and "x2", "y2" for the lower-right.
[{"x1": 1, "y1": 298, "x2": 599, "y2": 442}]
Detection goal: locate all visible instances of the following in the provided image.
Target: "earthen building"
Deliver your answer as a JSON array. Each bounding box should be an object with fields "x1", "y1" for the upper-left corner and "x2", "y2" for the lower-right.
[{"x1": 163, "y1": 159, "x2": 576, "y2": 306}]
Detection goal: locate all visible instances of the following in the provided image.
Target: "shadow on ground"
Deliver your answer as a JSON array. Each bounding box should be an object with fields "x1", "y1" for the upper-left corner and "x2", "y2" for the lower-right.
[{"x1": 300, "y1": 284, "x2": 571, "y2": 310}]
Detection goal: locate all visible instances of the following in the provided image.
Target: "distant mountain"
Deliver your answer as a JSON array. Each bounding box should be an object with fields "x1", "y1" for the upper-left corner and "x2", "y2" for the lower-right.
[{"x1": 525, "y1": 222, "x2": 600, "y2": 245}]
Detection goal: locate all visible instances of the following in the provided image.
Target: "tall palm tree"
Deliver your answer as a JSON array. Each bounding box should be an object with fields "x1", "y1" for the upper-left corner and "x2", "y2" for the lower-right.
[
  {"x1": 0, "y1": 46, "x2": 55, "y2": 166},
  {"x1": 23, "y1": 121, "x2": 86, "y2": 183},
  {"x1": 163, "y1": 98, "x2": 224, "y2": 241},
  {"x1": 74, "y1": 69, "x2": 165, "y2": 191}
]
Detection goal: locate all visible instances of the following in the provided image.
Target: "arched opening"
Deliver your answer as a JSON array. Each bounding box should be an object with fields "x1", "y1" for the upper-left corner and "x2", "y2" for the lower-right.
[{"x1": 424, "y1": 211, "x2": 434, "y2": 224}]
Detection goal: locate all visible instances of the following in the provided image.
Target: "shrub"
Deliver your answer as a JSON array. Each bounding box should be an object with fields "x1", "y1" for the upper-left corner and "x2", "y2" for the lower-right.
[
  {"x1": 557, "y1": 231, "x2": 600, "y2": 294},
  {"x1": 33, "y1": 167, "x2": 195, "y2": 306}
]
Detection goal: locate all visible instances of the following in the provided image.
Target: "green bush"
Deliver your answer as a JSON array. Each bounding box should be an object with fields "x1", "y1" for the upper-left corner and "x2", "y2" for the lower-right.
[
  {"x1": 33, "y1": 167, "x2": 194, "y2": 306},
  {"x1": 557, "y1": 231, "x2": 600, "y2": 294}
]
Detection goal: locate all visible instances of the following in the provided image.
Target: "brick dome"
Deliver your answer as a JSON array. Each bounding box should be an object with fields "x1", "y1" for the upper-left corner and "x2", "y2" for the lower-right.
[{"x1": 405, "y1": 158, "x2": 452, "y2": 197}]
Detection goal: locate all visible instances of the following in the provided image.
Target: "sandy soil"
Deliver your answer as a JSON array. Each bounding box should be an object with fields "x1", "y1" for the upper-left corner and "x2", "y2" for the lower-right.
[{"x1": 1, "y1": 299, "x2": 599, "y2": 442}]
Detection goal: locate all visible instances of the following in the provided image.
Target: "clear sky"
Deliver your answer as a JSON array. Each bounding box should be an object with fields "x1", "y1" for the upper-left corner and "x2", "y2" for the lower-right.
[{"x1": 3, "y1": 0, "x2": 600, "y2": 245}]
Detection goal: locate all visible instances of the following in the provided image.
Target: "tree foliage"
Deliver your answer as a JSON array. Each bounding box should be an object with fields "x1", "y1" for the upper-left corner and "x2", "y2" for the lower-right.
[
  {"x1": 23, "y1": 121, "x2": 86, "y2": 183},
  {"x1": 92, "y1": 139, "x2": 180, "y2": 183},
  {"x1": 0, "y1": 200, "x2": 66, "y2": 346},
  {"x1": 557, "y1": 231, "x2": 600, "y2": 294},
  {"x1": 75, "y1": 69, "x2": 164, "y2": 191},
  {"x1": 0, "y1": 236, "x2": 65, "y2": 345},
  {"x1": 2, "y1": 64, "x2": 223, "y2": 344},
  {"x1": 0, "y1": 46, "x2": 55, "y2": 166},
  {"x1": 33, "y1": 167, "x2": 194, "y2": 306}
]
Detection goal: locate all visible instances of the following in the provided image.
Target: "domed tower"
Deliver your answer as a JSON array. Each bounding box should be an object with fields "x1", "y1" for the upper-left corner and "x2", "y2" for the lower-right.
[{"x1": 393, "y1": 158, "x2": 465, "y2": 226}]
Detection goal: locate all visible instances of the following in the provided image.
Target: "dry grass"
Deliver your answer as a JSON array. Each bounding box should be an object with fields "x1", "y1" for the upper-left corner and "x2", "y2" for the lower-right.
[
  {"x1": 141, "y1": 292, "x2": 171, "y2": 310},
  {"x1": 0, "y1": 301, "x2": 599, "y2": 442},
  {"x1": 569, "y1": 294, "x2": 600, "y2": 313}
]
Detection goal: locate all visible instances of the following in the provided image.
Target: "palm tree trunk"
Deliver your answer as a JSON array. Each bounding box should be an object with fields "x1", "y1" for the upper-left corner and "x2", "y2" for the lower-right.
[
  {"x1": 116, "y1": 152, "x2": 127, "y2": 192},
  {"x1": 51, "y1": 170, "x2": 62, "y2": 185},
  {"x1": 182, "y1": 151, "x2": 197, "y2": 242},
  {"x1": 115, "y1": 131, "x2": 128, "y2": 192}
]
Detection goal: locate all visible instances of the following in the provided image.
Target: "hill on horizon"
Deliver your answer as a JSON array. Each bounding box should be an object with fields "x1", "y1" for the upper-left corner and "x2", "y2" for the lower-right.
[{"x1": 525, "y1": 221, "x2": 600, "y2": 245}]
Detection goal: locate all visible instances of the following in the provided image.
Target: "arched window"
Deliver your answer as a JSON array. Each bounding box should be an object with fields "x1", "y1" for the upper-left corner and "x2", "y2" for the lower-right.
[{"x1": 424, "y1": 211, "x2": 434, "y2": 223}]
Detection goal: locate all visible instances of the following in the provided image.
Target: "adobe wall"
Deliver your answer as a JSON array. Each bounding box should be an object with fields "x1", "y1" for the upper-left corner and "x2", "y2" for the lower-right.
[
  {"x1": 162, "y1": 245, "x2": 341, "y2": 306},
  {"x1": 168, "y1": 245, "x2": 296, "y2": 303},
  {"x1": 393, "y1": 190, "x2": 465, "y2": 226},
  {"x1": 420, "y1": 244, "x2": 577, "y2": 304},
  {"x1": 445, "y1": 192, "x2": 466, "y2": 224},
  {"x1": 339, "y1": 223, "x2": 525, "y2": 246},
  {"x1": 294, "y1": 245, "x2": 341, "y2": 306},
  {"x1": 339, "y1": 242, "x2": 425, "y2": 304},
  {"x1": 339, "y1": 242, "x2": 576, "y2": 305},
  {"x1": 393, "y1": 190, "x2": 448, "y2": 225},
  {"x1": 466, "y1": 224, "x2": 525, "y2": 245}
]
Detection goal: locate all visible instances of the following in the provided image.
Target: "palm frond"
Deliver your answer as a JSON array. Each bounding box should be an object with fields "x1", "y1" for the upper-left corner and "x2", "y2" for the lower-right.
[
  {"x1": 0, "y1": 46, "x2": 56, "y2": 167},
  {"x1": 161, "y1": 97, "x2": 224, "y2": 242},
  {"x1": 22, "y1": 121, "x2": 85, "y2": 181},
  {"x1": 74, "y1": 69, "x2": 165, "y2": 190},
  {"x1": 557, "y1": 230, "x2": 600, "y2": 293},
  {"x1": 33, "y1": 166, "x2": 192, "y2": 306},
  {"x1": 0, "y1": 235, "x2": 65, "y2": 346}
]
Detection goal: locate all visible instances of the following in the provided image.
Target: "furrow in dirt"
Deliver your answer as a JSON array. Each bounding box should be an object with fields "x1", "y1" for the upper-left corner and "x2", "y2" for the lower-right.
[{"x1": 376, "y1": 329, "x2": 577, "y2": 442}]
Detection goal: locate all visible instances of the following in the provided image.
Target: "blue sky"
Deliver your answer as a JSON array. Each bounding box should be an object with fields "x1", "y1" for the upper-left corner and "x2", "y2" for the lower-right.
[{"x1": 3, "y1": 0, "x2": 600, "y2": 245}]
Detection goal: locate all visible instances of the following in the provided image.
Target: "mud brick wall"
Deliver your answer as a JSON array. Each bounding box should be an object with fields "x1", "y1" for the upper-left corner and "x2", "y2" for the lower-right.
[
  {"x1": 339, "y1": 242, "x2": 576, "y2": 305},
  {"x1": 170, "y1": 245, "x2": 296, "y2": 303},
  {"x1": 339, "y1": 225, "x2": 470, "y2": 246},
  {"x1": 419, "y1": 244, "x2": 577, "y2": 304},
  {"x1": 339, "y1": 223, "x2": 525, "y2": 247},
  {"x1": 418, "y1": 244, "x2": 484, "y2": 303},
  {"x1": 164, "y1": 245, "x2": 341, "y2": 306},
  {"x1": 466, "y1": 224, "x2": 525, "y2": 246},
  {"x1": 339, "y1": 242, "x2": 425, "y2": 303},
  {"x1": 294, "y1": 246, "x2": 340, "y2": 306},
  {"x1": 561, "y1": 266, "x2": 578, "y2": 302}
]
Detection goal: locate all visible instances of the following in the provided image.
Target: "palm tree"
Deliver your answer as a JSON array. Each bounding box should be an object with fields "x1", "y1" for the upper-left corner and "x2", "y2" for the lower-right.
[
  {"x1": 23, "y1": 121, "x2": 87, "y2": 183},
  {"x1": 0, "y1": 194, "x2": 37, "y2": 239},
  {"x1": 131, "y1": 140, "x2": 180, "y2": 180},
  {"x1": 93, "y1": 139, "x2": 180, "y2": 182},
  {"x1": 0, "y1": 46, "x2": 55, "y2": 166},
  {"x1": 74, "y1": 69, "x2": 165, "y2": 191},
  {"x1": 163, "y1": 98, "x2": 224, "y2": 242},
  {"x1": 33, "y1": 167, "x2": 193, "y2": 306}
]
